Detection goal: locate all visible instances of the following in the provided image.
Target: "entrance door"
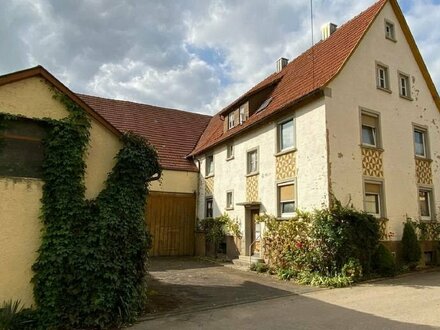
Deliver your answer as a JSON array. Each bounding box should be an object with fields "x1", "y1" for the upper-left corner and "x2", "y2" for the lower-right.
[{"x1": 250, "y1": 209, "x2": 261, "y2": 256}]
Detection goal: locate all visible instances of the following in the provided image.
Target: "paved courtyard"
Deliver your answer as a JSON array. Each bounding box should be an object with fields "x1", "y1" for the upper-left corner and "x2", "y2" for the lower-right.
[{"x1": 130, "y1": 257, "x2": 440, "y2": 329}]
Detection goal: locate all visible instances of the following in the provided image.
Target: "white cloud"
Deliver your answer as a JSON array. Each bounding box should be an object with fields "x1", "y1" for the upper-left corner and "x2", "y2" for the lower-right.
[{"x1": 0, "y1": 0, "x2": 438, "y2": 114}]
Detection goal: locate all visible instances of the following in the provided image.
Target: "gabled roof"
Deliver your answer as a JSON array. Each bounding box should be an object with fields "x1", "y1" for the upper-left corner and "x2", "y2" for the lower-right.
[
  {"x1": 78, "y1": 94, "x2": 211, "y2": 172},
  {"x1": 191, "y1": 0, "x2": 440, "y2": 157},
  {"x1": 0, "y1": 66, "x2": 120, "y2": 136}
]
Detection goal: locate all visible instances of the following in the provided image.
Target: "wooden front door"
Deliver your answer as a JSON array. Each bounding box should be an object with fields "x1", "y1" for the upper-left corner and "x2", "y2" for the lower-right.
[
  {"x1": 250, "y1": 209, "x2": 261, "y2": 255},
  {"x1": 145, "y1": 191, "x2": 196, "y2": 256}
]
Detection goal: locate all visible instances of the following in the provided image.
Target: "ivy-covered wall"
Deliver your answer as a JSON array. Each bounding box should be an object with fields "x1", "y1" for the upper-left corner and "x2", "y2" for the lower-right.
[
  {"x1": 1, "y1": 88, "x2": 161, "y2": 328},
  {"x1": 0, "y1": 77, "x2": 122, "y2": 308}
]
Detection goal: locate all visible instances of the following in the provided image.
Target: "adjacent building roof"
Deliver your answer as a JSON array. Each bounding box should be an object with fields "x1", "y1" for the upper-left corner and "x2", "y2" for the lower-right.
[
  {"x1": 190, "y1": 0, "x2": 389, "y2": 156},
  {"x1": 78, "y1": 94, "x2": 211, "y2": 172}
]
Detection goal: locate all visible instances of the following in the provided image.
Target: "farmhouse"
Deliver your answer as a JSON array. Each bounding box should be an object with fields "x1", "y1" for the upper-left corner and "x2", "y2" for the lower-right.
[{"x1": 0, "y1": 0, "x2": 439, "y2": 306}]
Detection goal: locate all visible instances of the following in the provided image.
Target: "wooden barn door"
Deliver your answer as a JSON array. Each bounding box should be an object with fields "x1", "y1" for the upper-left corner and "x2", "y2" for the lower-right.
[{"x1": 145, "y1": 191, "x2": 196, "y2": 256}]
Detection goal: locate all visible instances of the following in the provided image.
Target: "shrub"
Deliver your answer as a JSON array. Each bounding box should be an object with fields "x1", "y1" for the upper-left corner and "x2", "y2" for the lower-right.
[
  {"x1": 341, "y1": 258, "x2": 363, "y2": 280},
  {"x1": 0, "y1": 300, "x2": 37, "y2": 330},
  {"x1": 259, "y1": 200, "x2": 380, "y2": 287},
  {"x1": 277, "y1": 268, "x2": 297, "y2": 281},
  {"x1": 296, "y1": 272, "x2": 353, "y2": 288},
  {"x1": 401, "y1": 221, "x2": 421, "y2": 269},
  {"x1": 250, "y1": 262, "x2": 269, "y2": 273},
  {"x1": 372, "y1": 244, "x2": 396, "y2": 276},
  {"x1": 199, "y1": 213, "x2": 241, "y2": 257}
]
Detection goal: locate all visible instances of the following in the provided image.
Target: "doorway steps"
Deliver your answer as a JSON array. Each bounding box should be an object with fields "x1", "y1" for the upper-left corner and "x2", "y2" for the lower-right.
[{"x1": 232, "y1": 254, "x2": 265, "y2": 268}]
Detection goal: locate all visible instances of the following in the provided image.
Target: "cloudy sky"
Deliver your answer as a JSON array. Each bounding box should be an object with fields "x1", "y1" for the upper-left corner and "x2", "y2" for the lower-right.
[{"x1": 1, "y1": 0, "x2": 439, "y2": 115}]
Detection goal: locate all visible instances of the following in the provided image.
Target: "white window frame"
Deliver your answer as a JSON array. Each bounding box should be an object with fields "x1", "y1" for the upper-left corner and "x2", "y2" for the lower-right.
[
  {"x1": 376, "y1": 64, "x2": 390, "y2": 91},
  {"x1": 277, "y1": 118, "x2": 295, "y2": 152},
  {"x1": 399, "y1": 73, "x2": 411, "y2": 99},
  {"x1": 362, "y1": 125, "x2": 377, "y2": 147},
  {"x1": 360, "y1": 110, "x2": 381, "y2": 148},
  {"x1": 226, "y1": 190, "x2": 234, "y2": 210},
  {"x1": 226, "y1": 143, "x2": 234, "y2": 160},
  {"x1": 365, "y1": 192, "x2": 381, "y2": 218},
  {"x1": 239, "y1": 105, "x2": 246, "y2": 125},
  {"x1": 228, "y1": 112, "x2": 235, "y2": 129},
  {"x1": 246, "y1": 148, "x2": 259, "y2": 175},
  {"x1": 385, "y1": 20, "x2": 396, "y2": 41},
  {"x1": 205, "y1": 154, "x2": 214, "y2": 177},
  {"x1": 364, "y1": 181, "x2": 384, "y2": 218},
  {"x1": 278, "y1": 181, "x2": 296, "y2": 218},
  {"x1": 418, "y1": 189, "x2": 433, "y2": 221},
  {"x1": 414, "y1": 127, "x2": 428, "y2": 158}
]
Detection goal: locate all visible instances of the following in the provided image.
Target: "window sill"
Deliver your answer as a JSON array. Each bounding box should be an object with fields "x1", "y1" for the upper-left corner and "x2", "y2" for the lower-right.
[
  {"x1": 225, "y1": 207, "x2": 234, "y2": 211},
  {"x1": 420, "y1": 217, "x2": 433, "y2": 222},
  {"x1": 415, "y1": 156, "x2": 432, "y2": 162},
  {"x1": 377, "y1": 86, "x2": 392, "y2": 94},
  {"x1": 226, "y1": 156, "x2": 234, "y2": 161},
  {"x1": 385, "y1": 36, "x2": 397, "y2": 43},
  {"x1": 361, "y1": 145, "x2": 384, "y2": 152},
  {"x1": 274, "y1": 148, "x2": 297, "y2": 157},
  {"x1": 205, "y1": 174, "x2": 215, "y2": 179},
  {"x1": 246, "y1": 172, "x2": 259, "y2": 177},
  {"x1": 0, "y1": 175, "x2": 43, "y2": 182},
  {"x1": 399, "y1": 94, "x2": 413, "y2": 101}
]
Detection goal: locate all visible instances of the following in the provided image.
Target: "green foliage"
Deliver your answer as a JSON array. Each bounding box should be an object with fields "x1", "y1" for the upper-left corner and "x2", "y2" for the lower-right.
[
  {"x1": 412, "y1": 219, "x2": 440, "y2": 241},
  {"x1": 260, "y1": 200, "x2": 380, "y2": 287},
  {"x1": 341, "y1": 258, "x2": 363, "y2": 280},
  {"x1": 21, "y1": 94, "x2": 162, "y2": 329},
  {"x1": 296, "y1": 272, "x2": 353, "y2": 288},
  {"x1": 198, "y1": 213, "x2": 241, "y2": 257},
  {"x1": 0, "y1": 300, "x2": 37, "y2": 330},
  {"x1": 276, "y1": 268, "x2": 297, "y2": 281},
  {"x1": 250, "y1": 262, "x2": 269, "y2": 273},
  {"x1": 401, "y1": 220, "x2": 422, "y2": 268},
  {"x1": 372, "y1": 244, "x2": 397, "y2": 277}
]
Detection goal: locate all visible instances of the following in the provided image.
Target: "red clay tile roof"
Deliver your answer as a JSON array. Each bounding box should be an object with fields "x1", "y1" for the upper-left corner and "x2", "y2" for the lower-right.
[
  {"x1": 78, "y1": 94, "x2": 211, "y2": 172},
  {"x1": 191, "y1": 0, "x2": 387, "y2": 156}
]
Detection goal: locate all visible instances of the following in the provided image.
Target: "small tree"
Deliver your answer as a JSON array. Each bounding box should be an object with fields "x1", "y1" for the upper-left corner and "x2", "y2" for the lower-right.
[{"x1": 401, "y1": 221, "x2": 421, "y2": 269}]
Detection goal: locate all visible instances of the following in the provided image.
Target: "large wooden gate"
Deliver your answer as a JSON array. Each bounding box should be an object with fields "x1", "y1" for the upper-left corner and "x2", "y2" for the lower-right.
[{"x1": 145, "y1": 191, "x2": 196, "y2": 256}]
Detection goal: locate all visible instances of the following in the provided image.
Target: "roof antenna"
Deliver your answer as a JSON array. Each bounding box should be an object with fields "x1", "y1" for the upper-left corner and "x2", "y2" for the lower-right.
[{"x1": 310, "y1": 0, "x2": 315, "y2": 89}]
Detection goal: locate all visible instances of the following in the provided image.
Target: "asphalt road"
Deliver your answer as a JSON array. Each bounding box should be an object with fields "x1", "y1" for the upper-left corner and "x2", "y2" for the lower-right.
[{"x1": 130, "y1": 259, "x2": 440, "y2": 329}]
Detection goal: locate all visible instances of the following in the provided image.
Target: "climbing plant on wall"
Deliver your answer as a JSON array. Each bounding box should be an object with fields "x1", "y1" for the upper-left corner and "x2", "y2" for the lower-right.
[{"x1": 1, "y1": 93, "x2": 161, "y2": 329}]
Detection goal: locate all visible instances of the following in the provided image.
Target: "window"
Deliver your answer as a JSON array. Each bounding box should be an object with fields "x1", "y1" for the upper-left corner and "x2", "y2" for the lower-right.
[
  {"x1": 226, "y1": 191, "x2": 234, "y2": 210},
  {"x1": 255, "y1": 97, "x2": 272, "y2": 113},
  {"x1": 278, "y1": 182, "x2": 295, "y2": 217},
  {"x1": 239, "y1": 105, "x2": 246, "y2": 124},
  {"x1": 364, "y1": 182, "x2": 383, "y2": 218},
  {"x1": 361, "y1": 113, "x2": 379, "y2": 147},
  {"x1": 247, "y1": 149, "x2": 258, "y2": 174},
  {"x1": 376, "y1": 64, "x2": 390, "y2": 91},
  {"x1": 414, "y1": 128, "x2": 427, "y2": 158},
  {"x1": 385, "y1": 20, "x2": 395, "y2": 41},
  {"x1": 205, "y1": 197, "x2": 213, "y2": 218},
  {"x1": 419, "y1": 189, "x2": 432, "y2": 220},
  {"x1": 278, "y1": 119, "x2": 295, "y2": 152},
  {"x1": 226, "y1": 143, "x2": 234, "y2": 159},
  {"x1": 0, "y1": 118, "x2": 47, "y2": 178},
  {"x1": 399, "y1": 73, "x2": 411, "y2": 99},
  {"x1": 228, "y1": 112, "x2": 235, "y2": 129},
  {"x1": 205, "y1": 154, "x2": 214, "y2": 176}
]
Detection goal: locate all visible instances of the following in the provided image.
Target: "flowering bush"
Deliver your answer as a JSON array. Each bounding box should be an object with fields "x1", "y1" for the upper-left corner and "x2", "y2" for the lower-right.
[{"x1": 259, "y1": 201, "x2": 380, "y2": 286}]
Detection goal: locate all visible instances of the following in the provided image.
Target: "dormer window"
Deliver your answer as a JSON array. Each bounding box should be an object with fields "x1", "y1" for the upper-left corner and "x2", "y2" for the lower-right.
[
  {"x1": 255, "y1": 97, "x2": 272, "y2": 114},
  {"x1": 239, "y1": 105, "x2": 246, "y2": 124},
  {"x1": 228, "y1": 112, "x2": 235, "y2": 129}
]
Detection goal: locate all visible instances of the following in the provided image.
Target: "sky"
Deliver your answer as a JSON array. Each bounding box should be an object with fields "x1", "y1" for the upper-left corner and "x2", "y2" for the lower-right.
[{"x1": 1, "y1": 0, "x2": 439, "y2": 115}]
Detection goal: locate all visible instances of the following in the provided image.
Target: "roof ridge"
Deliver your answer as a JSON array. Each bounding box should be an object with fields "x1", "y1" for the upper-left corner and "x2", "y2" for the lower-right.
[{"x1": 77, "y1": 93, "x2": 212, "y2": 118}]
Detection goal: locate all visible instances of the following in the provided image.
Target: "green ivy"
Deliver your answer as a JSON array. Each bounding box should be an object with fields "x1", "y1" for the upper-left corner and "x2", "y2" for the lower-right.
[{"x1": 2, "y1": 93, "x2": 161, "y2": 329}]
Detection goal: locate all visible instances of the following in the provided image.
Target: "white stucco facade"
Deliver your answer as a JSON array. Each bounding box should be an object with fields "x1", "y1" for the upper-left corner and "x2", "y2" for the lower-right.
[
  {"x1": 195, "y1": 1, "x2": 440, "y2": 256},
  {"x1": 326, "y1": 2, "x2": 440, "y2": 240}
]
